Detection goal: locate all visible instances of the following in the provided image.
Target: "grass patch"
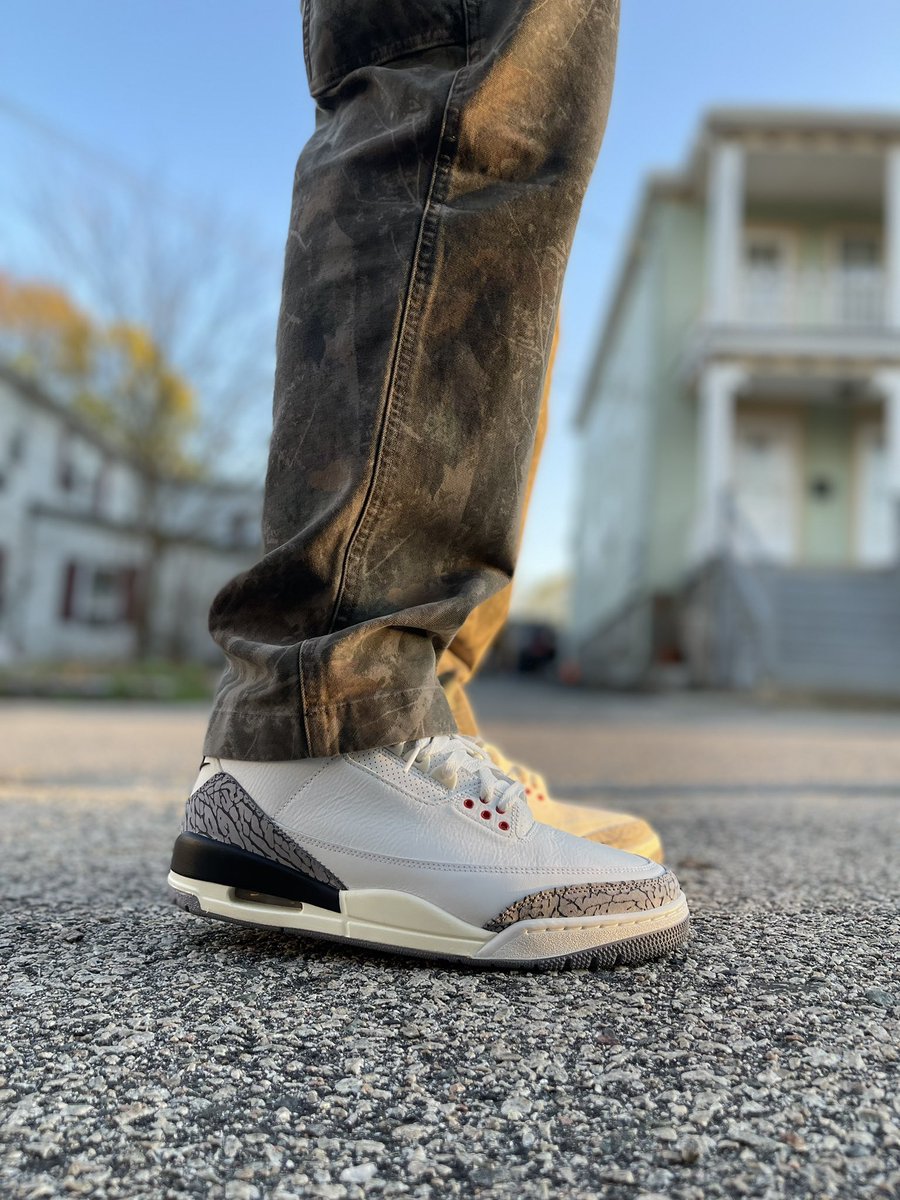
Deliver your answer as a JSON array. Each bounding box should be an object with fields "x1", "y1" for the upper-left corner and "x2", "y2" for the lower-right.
[{"x1": 0, "y1": 659, "x2": 218, "y2": 701}]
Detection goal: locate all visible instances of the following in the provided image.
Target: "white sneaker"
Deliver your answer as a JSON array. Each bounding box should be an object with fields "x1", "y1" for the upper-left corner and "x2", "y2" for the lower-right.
[{"x1": 168, "y1": 734, "x2": 689, "y2": 969}]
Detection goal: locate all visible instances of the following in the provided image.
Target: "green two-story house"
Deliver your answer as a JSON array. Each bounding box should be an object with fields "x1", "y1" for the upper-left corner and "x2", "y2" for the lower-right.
[{"x1": 572, "y1": 108, "x2": 900, "y2": 695}]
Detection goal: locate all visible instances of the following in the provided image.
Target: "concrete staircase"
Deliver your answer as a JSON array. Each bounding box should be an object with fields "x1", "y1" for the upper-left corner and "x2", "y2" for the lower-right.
[{"x1": 758, "y1": 563, "x2": 900, "y2": 695}]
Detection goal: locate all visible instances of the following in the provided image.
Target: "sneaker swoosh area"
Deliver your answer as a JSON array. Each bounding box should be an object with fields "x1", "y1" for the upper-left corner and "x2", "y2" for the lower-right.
[
  {"x1": 185, "y1": 773, "x2": 345, "y2": 890},
  {"x1": 482, "y1": 871, "x2": 682, "y2": 932}
]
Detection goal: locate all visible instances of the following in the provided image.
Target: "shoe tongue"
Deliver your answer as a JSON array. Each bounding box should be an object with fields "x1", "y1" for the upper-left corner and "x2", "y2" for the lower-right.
[
  {"x1": 431, "y1": 734, "x2": 484, "y2": 782},
  {"x1": 388, "y1": 734, "x2": 460, "y2": 760},
  {"x1": 391, "y1": 736, "x2": 531, "y2": 821},
  {"x1": 389, "y1": 738, "x2": 423, "y2": 758}
]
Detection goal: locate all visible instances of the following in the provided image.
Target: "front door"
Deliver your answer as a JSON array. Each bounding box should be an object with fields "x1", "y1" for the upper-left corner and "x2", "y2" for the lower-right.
[
  {"x1": 855, "y1": 421, "x2": 893, "y2": 565},
  {"x1": 733, "y1": 412, "x2": 801, "y2": 561}
]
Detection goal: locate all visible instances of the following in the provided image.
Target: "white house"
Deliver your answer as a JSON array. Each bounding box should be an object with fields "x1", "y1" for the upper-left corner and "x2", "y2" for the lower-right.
[
  {"x1": 0, "y1": 365, "x2": 263, "y2": 664},
  {"x1": 572, "y1": 108, "x2": 900, "y2": 695}
]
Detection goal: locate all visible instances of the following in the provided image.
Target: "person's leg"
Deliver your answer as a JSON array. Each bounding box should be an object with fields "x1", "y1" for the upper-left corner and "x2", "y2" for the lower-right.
[
  {"x1": 438, "y1": 321, "x2": 555, "y2": 734},
  {"x1": 171, "y1": 0, "x2": 690, "y2": 967},
  {"x1": 204, "y1": 0, "x2": 620, "y2": 761}
]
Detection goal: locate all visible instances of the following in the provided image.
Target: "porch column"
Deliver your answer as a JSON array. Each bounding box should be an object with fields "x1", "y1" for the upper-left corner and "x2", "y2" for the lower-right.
[
  {"x1": 884, "y1": 145, "x2": 900, "y2": 330},
  {"x1": 693, "y1": 362, "x2": 745, "y2": 559},
  {"x1": 705, "y1": 140, "x2": 745, "y2": 323},
  {"x1": 875, "y1": 368, "x2": 900, "y2": 556}
]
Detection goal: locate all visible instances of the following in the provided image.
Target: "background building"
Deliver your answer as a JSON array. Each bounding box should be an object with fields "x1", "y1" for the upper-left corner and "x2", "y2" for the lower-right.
[
  {"x1": 0, "y1": 366, "x2": 262, "y2": 665},
  {"x1": 571, "y1": 108, "x2": 900, "y2": 696}
]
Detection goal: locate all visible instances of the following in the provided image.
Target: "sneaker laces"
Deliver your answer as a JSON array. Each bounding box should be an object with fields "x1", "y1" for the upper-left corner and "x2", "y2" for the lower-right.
[{"x1": 394, "y1": 734, "x2": 525, "y2": 816}]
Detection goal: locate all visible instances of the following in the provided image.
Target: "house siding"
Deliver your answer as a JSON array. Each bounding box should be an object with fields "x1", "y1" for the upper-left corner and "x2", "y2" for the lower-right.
[
  {"x1": 571, "y1": 211, "x2": 661, "y2": 645},
  {"x1": 0, "y1": 373, "x2": 262, "y2": 665},
  {"x1": 646, "y1": 199, "x2": 706, "y2": 593}
]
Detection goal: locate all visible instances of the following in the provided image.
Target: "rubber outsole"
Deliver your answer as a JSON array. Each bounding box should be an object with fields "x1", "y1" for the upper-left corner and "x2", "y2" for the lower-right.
[{"x1": 168, "y1": 881, "x2": 691, "y2": 972}]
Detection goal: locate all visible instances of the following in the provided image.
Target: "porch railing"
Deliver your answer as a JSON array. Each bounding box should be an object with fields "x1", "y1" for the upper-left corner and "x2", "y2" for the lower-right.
[{"x1": 739, "y1": 265, "x2": 884, "y2": 328}]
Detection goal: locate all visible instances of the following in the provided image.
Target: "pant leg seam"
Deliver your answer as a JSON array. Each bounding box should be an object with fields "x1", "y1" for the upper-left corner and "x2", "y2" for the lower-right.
[
  {"x1": 298, "y1": 642, "x2": 313, "y2": 757},
  {"x1": 323, "y1": 8, "x2": 472, "y2": 640},
  {"x1": 300, "y1": 0, "x2": 313, "y2": 88}
]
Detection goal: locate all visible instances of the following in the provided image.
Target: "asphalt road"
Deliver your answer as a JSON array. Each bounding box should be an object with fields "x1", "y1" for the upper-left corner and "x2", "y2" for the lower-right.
[{"x1": 1, "y1": 679, "x2": 898, "y2": 1199}]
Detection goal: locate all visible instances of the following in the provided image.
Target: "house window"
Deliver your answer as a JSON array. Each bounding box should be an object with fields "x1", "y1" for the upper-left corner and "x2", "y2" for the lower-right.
[
  {"x1": 840, "y1": 233, "x2": 880, "y2": 268},
  {"x1": 0, "y1": 429, "x2": 26, "y2": 491},
  {"x1": 89, "y1": 568, "x2": 125, "y2": 624},
  {"x1": 59, "y1": 562, "x2": 142, "y2": 625},
  {"x1": 742, "y1": 232, "x2": 793, "y2": 324},
  {"x1": 836, "y1": 232, "x2": 882, "y2": 325}
]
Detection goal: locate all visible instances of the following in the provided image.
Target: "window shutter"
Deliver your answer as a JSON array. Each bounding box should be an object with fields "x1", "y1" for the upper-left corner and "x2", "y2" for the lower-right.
[
  {"x1": 61, "y1": 562, "x2": 78, "y2": 621},
  {"x1": 121, "y1": 567, "x2": 140, "y2": 623}
]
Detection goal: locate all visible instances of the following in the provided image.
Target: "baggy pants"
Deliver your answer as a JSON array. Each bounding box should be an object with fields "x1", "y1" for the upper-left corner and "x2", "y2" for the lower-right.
[{"x1": 204, "y1": 0, "x2": 619, "y2": 760}]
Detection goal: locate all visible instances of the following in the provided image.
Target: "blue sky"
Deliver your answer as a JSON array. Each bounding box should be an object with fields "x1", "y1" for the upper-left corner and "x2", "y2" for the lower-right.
[{"x1": 3, "y1": 1, "x2": 900, "y2": 599}]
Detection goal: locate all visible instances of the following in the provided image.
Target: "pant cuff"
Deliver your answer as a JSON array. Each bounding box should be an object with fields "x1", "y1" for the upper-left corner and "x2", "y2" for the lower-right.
[{"x1": 204, "y1": 681, "x2": 458, "y2": 761}]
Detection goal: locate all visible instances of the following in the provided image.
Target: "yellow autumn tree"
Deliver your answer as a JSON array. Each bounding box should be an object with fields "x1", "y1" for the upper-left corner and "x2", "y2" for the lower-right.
[
  {"x1": 0, "y1": 272, "x2": 198, "y2": 479},
  {"x1": 86, "y1": 321, "x2": 198, "y2": 479},
  {"x1": 0, "y1": 274, "x2": 95, "y2": 388}
]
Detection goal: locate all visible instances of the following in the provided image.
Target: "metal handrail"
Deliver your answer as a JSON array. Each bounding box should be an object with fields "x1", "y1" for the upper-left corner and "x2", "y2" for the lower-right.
[{"x1": 718, "y1": 492, "x2": 776, "y2": 684}]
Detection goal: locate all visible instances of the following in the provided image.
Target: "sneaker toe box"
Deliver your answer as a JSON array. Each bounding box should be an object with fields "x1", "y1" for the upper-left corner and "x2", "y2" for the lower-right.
[
  {"x1": 483, "y1": 866, "x2": 682, "y2": 931},
  {"x1": 586, "y1": 813, "x2": 664, "y2": 862}
]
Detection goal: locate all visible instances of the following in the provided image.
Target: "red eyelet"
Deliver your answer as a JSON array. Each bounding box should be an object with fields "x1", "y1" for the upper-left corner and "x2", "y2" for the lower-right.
[
  {"x1": 525, "y1": 786, "x2": 533, "y2": 795},
  {"x1": 498, "y1": 820, "x2": 510, "y2": 831},
  {"x1": 480, "y1": 810, "x2": 492, "y2": 820},
  {"x1": 463, "y1": 798, "x2": 474, "y2": 809}
]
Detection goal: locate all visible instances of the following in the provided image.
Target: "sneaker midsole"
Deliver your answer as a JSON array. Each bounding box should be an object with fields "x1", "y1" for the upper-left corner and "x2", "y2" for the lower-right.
[{"x1": 168, "y1": 867, "x2": 689, "y2": 962}]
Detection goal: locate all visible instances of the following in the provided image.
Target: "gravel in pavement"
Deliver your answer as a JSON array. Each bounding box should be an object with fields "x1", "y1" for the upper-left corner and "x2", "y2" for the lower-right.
[{"x1": 1, "y1": 684, "x2": 898, "y2": 1199}]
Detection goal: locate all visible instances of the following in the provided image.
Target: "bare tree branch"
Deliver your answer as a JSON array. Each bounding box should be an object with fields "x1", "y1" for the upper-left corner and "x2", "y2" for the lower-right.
[{"x1": 23, "y1": 154, "x2": 278, "y2": 481}]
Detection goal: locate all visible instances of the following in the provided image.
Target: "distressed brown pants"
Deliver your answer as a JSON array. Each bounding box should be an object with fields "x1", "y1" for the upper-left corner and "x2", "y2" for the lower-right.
[
  {"x1": 204, "y1": 0, "x2": 618, "y2": 759},
  {"x1": 437, "y1": 324, "x2": 555, "y2": 734}
]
